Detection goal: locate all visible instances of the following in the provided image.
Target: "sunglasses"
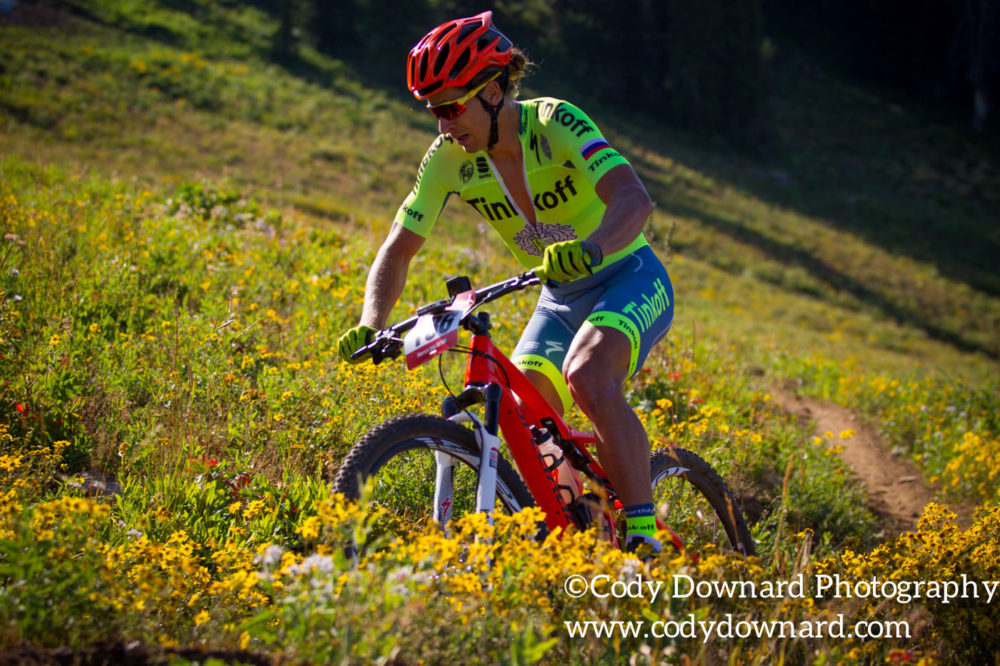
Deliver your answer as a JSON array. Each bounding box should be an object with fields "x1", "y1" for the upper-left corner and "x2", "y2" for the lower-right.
[{"x1": 426, "y1": 71, "x2": 502, "y2": 121}]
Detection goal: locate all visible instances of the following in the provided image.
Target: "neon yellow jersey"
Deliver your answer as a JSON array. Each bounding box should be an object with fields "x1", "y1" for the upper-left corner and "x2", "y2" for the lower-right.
[{"x1": 394, "y1": 97, "x2": 649, "y2": 269}]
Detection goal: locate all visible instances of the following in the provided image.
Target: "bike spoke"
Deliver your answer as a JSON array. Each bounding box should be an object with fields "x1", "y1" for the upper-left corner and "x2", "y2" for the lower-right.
[
  {"x1": 653, "y1": 477, "x2": 727, "y2": 550},
  {"x1": 366, "y1": 446, "x2": 479, "y2": 539}
]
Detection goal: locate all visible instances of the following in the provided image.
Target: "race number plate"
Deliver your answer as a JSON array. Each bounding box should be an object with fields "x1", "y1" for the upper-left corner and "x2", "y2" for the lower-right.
[{"x1": 403, "y1": 290, "x2": 476, "y2": 370}]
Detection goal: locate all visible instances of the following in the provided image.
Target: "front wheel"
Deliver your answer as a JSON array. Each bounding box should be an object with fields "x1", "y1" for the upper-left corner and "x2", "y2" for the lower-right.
[
  {"x1": 332, "y1": 414, "x2": 534, "y2": 552},
  {"x1": 648, "y1": 447, "x2": 756, "y2": 557}
]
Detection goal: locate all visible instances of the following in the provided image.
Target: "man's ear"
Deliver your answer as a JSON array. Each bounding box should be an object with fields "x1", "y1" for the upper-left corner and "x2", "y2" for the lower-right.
[{"x1": 483, "y1": 81, "x2": 504, "y2": 106}]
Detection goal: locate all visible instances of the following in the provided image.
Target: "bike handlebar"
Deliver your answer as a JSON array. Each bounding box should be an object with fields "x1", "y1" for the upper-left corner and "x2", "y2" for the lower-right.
[
  {"x1": 350, "y1": 270, "x2": 540, "y2": 364},
  {"x1": 350, "y1": 241, "x2": 604, "y2": 364}
]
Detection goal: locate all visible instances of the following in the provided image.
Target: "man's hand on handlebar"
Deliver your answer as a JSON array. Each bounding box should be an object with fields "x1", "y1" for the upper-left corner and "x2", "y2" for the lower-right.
[
  {"x1": 335, "y1": 254, "x2": 601, "y2": 367},
  {"x1": 337, "y1": 325, "x2": 376, "y2": 364},
  {"x1": 537, "y1": 240, "x2": 603, "y2": 283}
]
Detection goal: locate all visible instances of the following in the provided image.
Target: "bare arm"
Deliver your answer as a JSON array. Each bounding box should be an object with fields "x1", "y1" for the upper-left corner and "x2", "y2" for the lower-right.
[
  {"x1": 588, "y1": 164, "x2": 654, "y2": 256},
  {"x1": 359, "y1": 223, "x2": 426, "y2": 330}
]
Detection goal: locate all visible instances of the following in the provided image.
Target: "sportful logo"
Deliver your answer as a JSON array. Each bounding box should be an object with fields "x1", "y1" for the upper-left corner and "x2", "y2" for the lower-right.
[
  {"x1": 456, "y1": 157, "x2": 490, "y2": 185},
  {"x1": 512, "y1": 222, "x2": 577, "y2": 256},
  {"x1": 580, "y1": 138, "x2": 612, "y2": 161}
]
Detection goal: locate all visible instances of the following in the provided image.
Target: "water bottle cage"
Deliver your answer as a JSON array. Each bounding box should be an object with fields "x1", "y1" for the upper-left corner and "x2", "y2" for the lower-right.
[
  {"x1": 538, "y1": 417, "x2": 597, "y2": 476},
  {"x1": 539, "y1": 452, "x2": 564, "y2": 474}
]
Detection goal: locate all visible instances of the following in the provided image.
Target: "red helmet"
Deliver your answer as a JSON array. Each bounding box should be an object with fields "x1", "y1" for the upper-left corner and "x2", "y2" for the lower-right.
[{"x1": 407, "y1": 11, "x2": 513, "y2": 100}]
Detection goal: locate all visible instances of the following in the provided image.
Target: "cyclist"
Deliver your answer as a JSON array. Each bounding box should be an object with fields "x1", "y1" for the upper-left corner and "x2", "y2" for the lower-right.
[{"x1": 338, "y1": 11, "x2": 674, "y2": 552}]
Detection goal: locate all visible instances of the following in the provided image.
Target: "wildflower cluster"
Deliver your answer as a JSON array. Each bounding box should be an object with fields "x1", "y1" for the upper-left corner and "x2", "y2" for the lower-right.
[
  {"x1": 253, "y1": 500, "x2": 723, "y2": 664},
  {"x1": 816, "y1": 503, "x2": 1000, "y2": 663},
  {"x1": 0, "y1": 491, "x2": 275, "y2": 650}
]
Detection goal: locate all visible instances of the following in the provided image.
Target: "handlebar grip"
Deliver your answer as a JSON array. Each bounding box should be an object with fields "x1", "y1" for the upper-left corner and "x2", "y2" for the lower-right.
[
  {"x1": 351, "y1": 331, "x2": 406, "y2": 364},
  {"x1": 351, "y1": 341, "x2": 387, "y2": 364}
]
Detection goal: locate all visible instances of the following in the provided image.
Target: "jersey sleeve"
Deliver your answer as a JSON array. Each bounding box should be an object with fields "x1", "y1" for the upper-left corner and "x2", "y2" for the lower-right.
[
  {"x1": 392, "y1": 135, "x2": 458, "y2": 238},
  {"x1": 541, "y1": 100, "x2": 631, "y2": 188}
]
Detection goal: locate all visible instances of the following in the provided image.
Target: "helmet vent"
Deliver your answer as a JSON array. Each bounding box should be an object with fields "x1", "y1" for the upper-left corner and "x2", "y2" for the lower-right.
[
  {"x1": 451, "y1": 50, "x2": 470, "y2": 80},
  {"x1": 457, "y1": 23, "x2": 477, "y2": 43},
  {"x1": 433, "y1": 44, "x2": 450, "y2": 77}
]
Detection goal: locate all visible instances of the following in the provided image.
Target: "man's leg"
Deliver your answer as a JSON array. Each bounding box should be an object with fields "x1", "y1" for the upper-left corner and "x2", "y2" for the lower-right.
[
  {"x1": 562, "y1": 323, "x2": 652, "y2": 508},
  {"x1": 520, "y1": 368, "x2": 566, "y2": 417},
  {"x1": 511, "y1": 304, "x2": 576, "y2": 417}
]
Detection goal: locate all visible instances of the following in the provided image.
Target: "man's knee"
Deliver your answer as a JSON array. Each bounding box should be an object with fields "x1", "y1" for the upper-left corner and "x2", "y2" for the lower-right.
[{"x1": 564, "y1": 355, "x2": 621, "y2": 416}]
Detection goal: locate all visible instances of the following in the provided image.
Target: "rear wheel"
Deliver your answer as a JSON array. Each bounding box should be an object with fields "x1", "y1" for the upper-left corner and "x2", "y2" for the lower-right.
[
  {"x1": 333, "y1": 414, "x2": 534, "y2": 553},
  {"x1": 648, "y1": 447, "x2": 755, "y2": 557}
]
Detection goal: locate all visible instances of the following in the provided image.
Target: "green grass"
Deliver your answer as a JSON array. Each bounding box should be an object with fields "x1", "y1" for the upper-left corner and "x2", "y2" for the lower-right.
[
  {"x1": 1, "y1": 2, "x2": 998, "y2": 662},
  {"x1": 1, "y1": 0, "x2": 994, "y2": 554}
]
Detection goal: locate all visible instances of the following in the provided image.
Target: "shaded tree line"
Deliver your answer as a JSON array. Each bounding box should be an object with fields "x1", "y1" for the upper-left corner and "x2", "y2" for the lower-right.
[
  {"x1": 764, "y1": 0, "x2": 999, "y2": 131},
  {"x1": 272, "y1": 0, "x2": 768, "y2": 147},
  {"x1": 271, "y1": 0, "x2": 997, "y2": 141}
]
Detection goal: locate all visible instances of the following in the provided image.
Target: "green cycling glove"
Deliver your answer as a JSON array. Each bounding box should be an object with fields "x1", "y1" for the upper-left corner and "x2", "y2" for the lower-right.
[
  {"x1": 337, "y1": 325, "x2": 376, "y2": 364},
  {"x1": 540, "y1": 239, "x2": 594, "y2": 283}
]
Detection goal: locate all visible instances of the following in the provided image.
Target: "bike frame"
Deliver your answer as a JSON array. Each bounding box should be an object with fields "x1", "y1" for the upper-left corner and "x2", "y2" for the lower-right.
[
  {"x1": 361, "y1": 271, "x2": 686, "y2": 550},
  {"x1": 460, "y1": 331, "x2": 608, "y2": 535},
  {"x1": 442, "y1": 325, "x2": 685, "y2": 552}
]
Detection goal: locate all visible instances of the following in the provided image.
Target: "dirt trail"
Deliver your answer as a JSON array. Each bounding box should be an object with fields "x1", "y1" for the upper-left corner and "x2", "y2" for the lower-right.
[{"x1": 771, "y1": 385, "x2": 968, "y2": 537}]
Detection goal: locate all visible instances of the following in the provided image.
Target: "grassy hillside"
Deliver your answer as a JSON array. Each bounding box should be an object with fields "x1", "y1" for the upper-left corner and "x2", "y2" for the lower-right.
[{"x1": 2, "y1": 2, "x2": 998, "y2": 663}]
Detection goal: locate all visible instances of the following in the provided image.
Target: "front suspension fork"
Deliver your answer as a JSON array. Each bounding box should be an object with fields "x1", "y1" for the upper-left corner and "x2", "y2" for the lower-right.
[{"x1": 437, "y1": 383, "x2": 503, "y2": 527}]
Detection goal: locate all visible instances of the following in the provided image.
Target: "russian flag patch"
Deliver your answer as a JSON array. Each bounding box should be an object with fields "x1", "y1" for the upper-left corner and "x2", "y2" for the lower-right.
[{"x1": 580, "y1": 138, "x2": 612, "y2": 161}]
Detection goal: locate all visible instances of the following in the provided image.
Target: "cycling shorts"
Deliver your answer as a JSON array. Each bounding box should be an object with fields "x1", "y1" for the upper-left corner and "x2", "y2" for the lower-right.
[{"x1": 511, "y1": 245, "x2": 673, "y2": 412}]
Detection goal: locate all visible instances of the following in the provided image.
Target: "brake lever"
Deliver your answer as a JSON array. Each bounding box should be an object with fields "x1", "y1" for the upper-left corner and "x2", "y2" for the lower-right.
[
  {"x1": 370, "y1": 344, "x2": 402, "y2": 365},
  {"x1": 352, "y1": 269, "x2": 547, "y2": 365},
  {"x1": 350, "y1": 332, "x2": 403, "y2": 363}
]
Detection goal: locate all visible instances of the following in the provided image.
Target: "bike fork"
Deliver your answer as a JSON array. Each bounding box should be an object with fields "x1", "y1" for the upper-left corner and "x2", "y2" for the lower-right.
[
  {"x1": 441, "y1": 383, "x2": 503, "y2": 526},
  {"x1": 433, "y1": 450, "x2": 455, "y2": 526}
]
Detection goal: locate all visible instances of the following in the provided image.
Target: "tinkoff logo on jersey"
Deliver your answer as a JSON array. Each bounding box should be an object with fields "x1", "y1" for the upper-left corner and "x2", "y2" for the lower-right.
[
  {"x1": 580, "y1": 138, "x2": 612, "y2": 161},
  {"x1": 465, "y1": 175, "x2": 579, "y2": 222}
]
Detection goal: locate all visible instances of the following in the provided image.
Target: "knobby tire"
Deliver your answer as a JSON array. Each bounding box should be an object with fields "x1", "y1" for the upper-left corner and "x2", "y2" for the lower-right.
[
  {"x1": 649, "y1": 446, "x2": 756, "y2": 557},
  {"x1": 334, "y1": 416, "x2": 753, "y2": 558},
  {"x1": 333, "y1": 414, "x2": 533, "y2": 551}
]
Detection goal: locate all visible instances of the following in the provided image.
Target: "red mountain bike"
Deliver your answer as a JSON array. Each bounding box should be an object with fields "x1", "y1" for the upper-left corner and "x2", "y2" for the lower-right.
[{"x1": 333, "y1": 263, "x2": 755, "y2": 558}]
